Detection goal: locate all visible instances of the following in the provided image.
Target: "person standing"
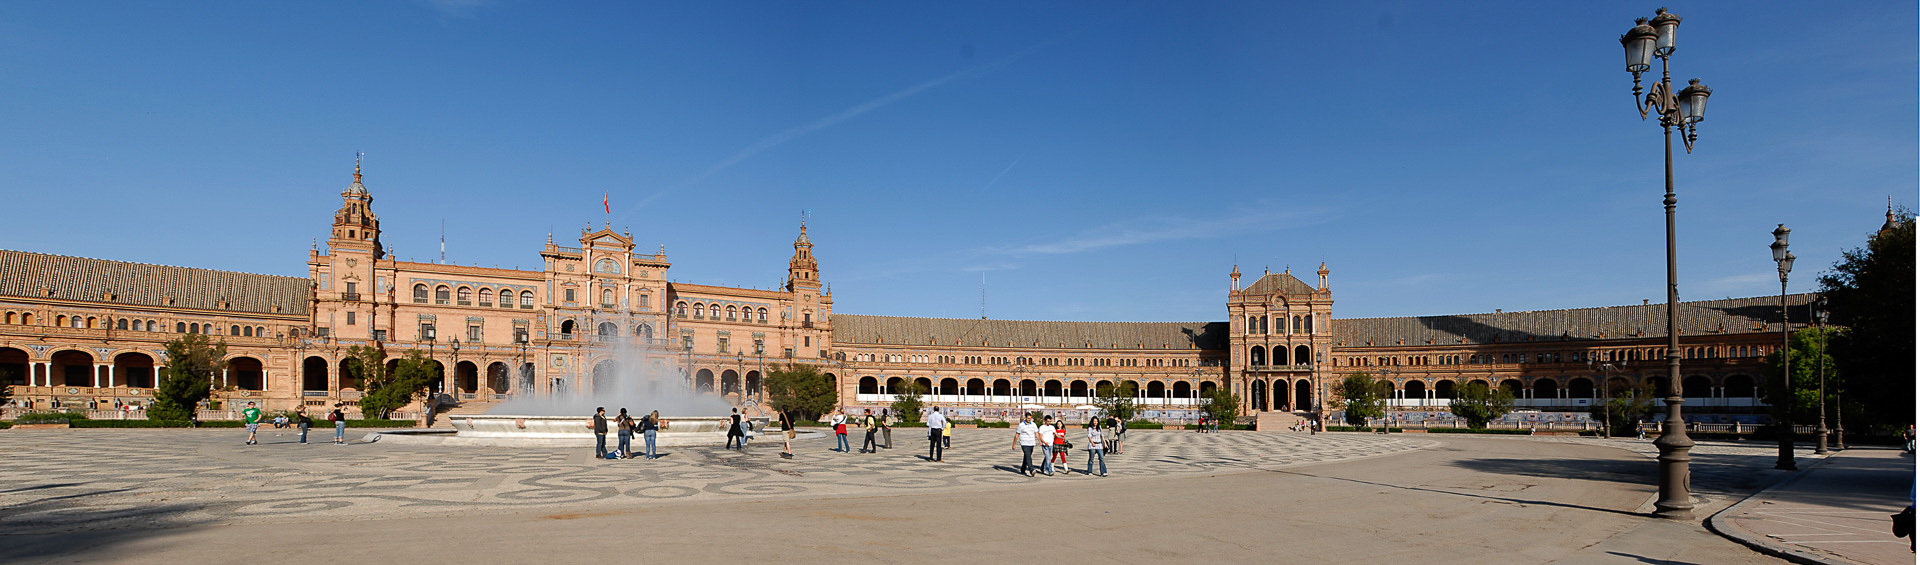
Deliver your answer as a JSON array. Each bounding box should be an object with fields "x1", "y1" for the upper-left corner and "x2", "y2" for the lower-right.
[
  {"x1": 242, "y1": 402, "x2": 263, "y2": 445},
  {"x1": 726, "y1": 408, "x2": 745, "y2": 450},
  {"x1": 860, "y1": 409, "x2": 879, "y2": 454},
  {"x1": 831, "y1": 409, "x2": 850, "y2": 453},
  {"x1": 329, "y1": 403, "x2": 348, "y2": 444},
  {"x1": 1037, "y1": 416, "x2": 1057, "y2": 476},
  {"x1": 1085, "y1": 419, "x2": 1107, "y2": 477},
  {"x1": 1052, "y1": 418, "x2": 1070, "y2": 468},
  {"x1": 590, "y1": 407, "x2": 609, "y2": 459},
  {"x1": 1113, "y1": 417, "x2": 1126, "y2": 454},
  {"x1": 926, "y1": 406, "x2": 947, "y2": 462},
  {"x1": 778, "y1": 409, "x2": 795, "y2": 459},
  {"x1": 942, "y1": 414, "x2": 953, "y2": 449},
  {"x1": 880, "y1": 408, "x2": 893, "y2": 449},
  {"x1": 295, "y1": 406, "x2": 312, "y2": 444},
  {"x1": 643, "y1": 410, "x2": 661, "y2": 459},
  {"x1": 616, "y1": 408, "x2": 635, "y2": 459},
  {"x1": 1014, "y1": 414, "x2": 1040, "y2": 477}
]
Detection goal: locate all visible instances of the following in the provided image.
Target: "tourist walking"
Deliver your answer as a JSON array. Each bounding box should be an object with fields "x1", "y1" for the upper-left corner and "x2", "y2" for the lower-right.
[
  {"x1": 926, "y1": 406, "x2": 947, "y2": 462},
  {"x1": 1038, "y1": 416, "x2": 1057, "y2": 476},
  {"x1": 295, "y1": 406, "x2": 312, "y2": 444},
  {"x1": 329, "y1": 403, "x2": 347, "y2": 444},
  {"x1": 942, "y1": 414, "x2": 953, "y2": 449},
  {"x1": 831, "y1": 409, "x2": 850, "y2": 453},
  {"x1": 1084, "y1": 419, "x2": 1107, "y2": 477},
  {"x1": 1014, "y1": 414, "x2": 1040, "y2": 477},
  {"x1": 643, "y1": 410, "x2": 661, "y2": 459},
  {"x1": 880, "y1": 408, "x2": 893, "y2": 449},
  {"x1": 616, "y1": 408, "x2": 635, "y2": 459},
  {"x1": 1112, "y1": 416, "x2": 1126, "y2": 454},
  {"x1": 590, "y1": 407, "x2": 609, "y2": 459},
  {"x1": 726, "y1": 408, "x2": 745, "y2": 450},
  {"x1": 242, "y1": 401, "x2": 263, "y2": 445},
  {"x1": 1052, "y1": 417, "x2": 1070, "y2": 467},
  {"x1": 861, "y1": 409, "x2": 879, "y2": 454},
  {"x1": 778, "y1": 409, "x2": 795, "y2": 459}
]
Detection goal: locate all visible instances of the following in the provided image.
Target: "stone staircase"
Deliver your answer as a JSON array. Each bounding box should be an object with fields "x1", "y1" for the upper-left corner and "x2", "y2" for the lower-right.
[
  {"x1": 427, "y1": 400, "x2": 499, "y2": 429},
  {"x1": 1254, "y1": 411, "x2": 1309, "y2": 431}
]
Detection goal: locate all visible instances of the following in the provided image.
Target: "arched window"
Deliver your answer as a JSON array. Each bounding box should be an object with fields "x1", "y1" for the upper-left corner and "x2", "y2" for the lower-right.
[
  {"x1": 757, "y1": 308, "x2": 768, "y2": 323},
  {"x1": 435, "y1": 286, "x2": 450, "y2": 304},
  {"x1": 635, "y1": 323, "x2": 652, "y2": 339},
  {"x1": 54, "y1": 315, "x2": 65, "y2": 327},
  {"x1": 177, "y1": 322, "x2": 187, "y2": 333},
  {"x1": 413, "y1": 284, "x2": 428, "y2": 302},
  {"x1": 693, "y1": 303, "x2": 706, "y2": 318},
  {"x1": 231, "y1": 325, "x2": 241, "y2": 336},
  {"x1": 243, "y1": 326, "x2": 254, "y2": 337},
  {"x1": 457, "y1": 286, "x2": 472, "y2": 304},
  {"x1": 1259, "y1": 316, "x2": 1269, "y2": 334},
  {"x1": 726, "y1": 306, "x2": 737, "y2": 320},
  {"x1": 676, "y1": 302, "x2": 688, "y2": 317},
  {"x1": 21, "y1": 312, "x2": 32, "y2": 325},
  {"x1": 1249, "y1": 346, "x2": 1266, "y2": 366},
  {"x1": 116, "y1": 318, "x2": 128, "y2": 330},
  {"x1": 256, "y1": 326, "x2": 265, "y2": 337},
  {"x1": 601, "y1": 288, "x2": 614, "y2": 307},
  {"x1": 189, "y1": 323, "x2": 200, "y2": 334},
  {"x1": 477, "y1": 288, "x2": 492, "y2": 305},
  {"x1": 1304, "y1": 315, "x2": 1313, "y2": 333},
  {"x1": 1295, "y1": 345, "x2": 1311, "y2": 366},
  {"x1": 520, "y1": 290, "x2": 534, "y2": 307}
]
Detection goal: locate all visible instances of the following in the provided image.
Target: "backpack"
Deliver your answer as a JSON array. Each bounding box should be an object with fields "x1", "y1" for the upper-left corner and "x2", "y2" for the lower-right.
[{"x1": 606, "y1": 450, "x2": 623, "y2": 460}]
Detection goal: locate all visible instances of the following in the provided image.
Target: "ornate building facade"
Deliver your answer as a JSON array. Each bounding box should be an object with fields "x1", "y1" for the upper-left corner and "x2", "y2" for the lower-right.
[{"x1": 0, "y1": 165, "x2": 1822, "y2": 422}]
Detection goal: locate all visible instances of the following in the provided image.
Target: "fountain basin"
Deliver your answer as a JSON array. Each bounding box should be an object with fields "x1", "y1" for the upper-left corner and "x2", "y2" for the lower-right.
[{"x1": 372, "y1": 414, "x2": 773, "y2": 448}]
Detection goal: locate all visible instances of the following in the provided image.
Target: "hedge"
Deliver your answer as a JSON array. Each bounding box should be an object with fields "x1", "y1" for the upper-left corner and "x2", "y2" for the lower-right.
[
  {"x1": 1122, "y1": 420, "x2": 1164, "y2": 430},
  {"x1": 1425, "y1": 427, "x2": 1536, "y2": 435},
  {"x1": 1182, "y1": 424, "x2": 1255, "y2": 431},
  {"x1": 0, "y1": 421, "x2": 11, "y2": 429},
  {"x1": 1325, "y1": 426, "x2": 1403, "y2": 433},
  {"x1": 970, "y1": 420, "x2": 1011, "y2": 428},
  {"x1": 12, "y1": 418, "x2": 418, "y2": 429}
]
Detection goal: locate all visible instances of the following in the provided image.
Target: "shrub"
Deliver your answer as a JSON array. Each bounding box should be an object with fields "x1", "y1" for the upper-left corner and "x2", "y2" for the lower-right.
[
  {"x1": 1123, "y1": 420, "x2": 1164, "y2": 430},
  {"x1": 970, "y1": 419, "x2": 1011, "y2": 428},
  {"x1": 1183, "y1": 424, "x2": 1255, "y2": 430},
  {"x1": 1324, "y1": 425, "x2": 1402, "y2": 433},
  {"x1": 1425, "y1": 427, "x2": 1533, "y2": 435}
]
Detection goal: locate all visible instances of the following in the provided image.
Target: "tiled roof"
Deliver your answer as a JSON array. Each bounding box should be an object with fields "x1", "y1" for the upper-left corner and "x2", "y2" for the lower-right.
[
  {"x1": 1332, "y1": 294, "x2": 1819, "y2": 347},
  {"x1": 1242, "y1": 272, "x2": 1314, "y2": 295},
  {"x1": 0, "y1": 250, "x2": 310, "y2": 316},
  {"x1": 833, "y1": 314, "x2": 1229, "y2": 351}
]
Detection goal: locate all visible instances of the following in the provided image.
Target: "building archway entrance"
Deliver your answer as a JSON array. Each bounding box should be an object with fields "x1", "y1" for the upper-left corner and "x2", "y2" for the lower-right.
[
  {"x1": 303, "y1": 356, "x2": 329, "y2": 392},
  {"x1": 695, "y1": 369, "x2": 715, "y2": 394},
  {"x1": 52, "y1": 350, "x2": 94, "y2": 387},
  {"x1": 229, "y1": 357, "x2": 265, "y2": 391},
  {"x1": 0, "y1": 347, "x2": 27, "y2": 388},
  {"x1": 456, "y1": 361, "x2": 479, "y2": 393},
  {"x1": 115, "y1": 352, "x2": 155, "y2": 388},
  {"x1": 593, "y1": 361, "x2": 618, "y2": 396},
  {"x1": 487, "y1": 362, "x2": 509, "y2": 394},
  {"x1": 1250, "y1": 380, "x2": 1266, "y2": 411},
  {"x1": 1293, "y1": 379, "x2": 1311, "y2": 410}
]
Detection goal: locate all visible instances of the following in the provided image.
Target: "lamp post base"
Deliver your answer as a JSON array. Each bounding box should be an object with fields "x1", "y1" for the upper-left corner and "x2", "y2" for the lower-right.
[{"x1": 1814, "y1": 428, "x2": 1829, "y2": 455}]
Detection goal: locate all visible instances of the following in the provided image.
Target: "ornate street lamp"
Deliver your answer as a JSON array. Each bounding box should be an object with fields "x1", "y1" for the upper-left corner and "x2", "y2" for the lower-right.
[
  {"x1": 450, "y1": 337, "x2": 463, "y2": 399},
  {"x1": 1619, "y1": 6, "x2": 1715, "y2": 520},
  {"x1": 1813, "y1": 297, "x2": 1830, "y2": 455},
  {"x1": 1771, "y1": 224, "x2": 1796, "y2": 470}
]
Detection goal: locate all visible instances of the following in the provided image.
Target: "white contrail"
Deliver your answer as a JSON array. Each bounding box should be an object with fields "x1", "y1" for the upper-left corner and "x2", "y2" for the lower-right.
[{"x1": 979, "y1": 153, "x2": 1025, "y2": 194}]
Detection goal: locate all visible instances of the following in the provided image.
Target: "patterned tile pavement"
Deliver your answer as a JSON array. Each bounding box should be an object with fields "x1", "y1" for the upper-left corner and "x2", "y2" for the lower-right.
[{"x1": 0, "y1": 428, "x2": 1435, "y2": 533}]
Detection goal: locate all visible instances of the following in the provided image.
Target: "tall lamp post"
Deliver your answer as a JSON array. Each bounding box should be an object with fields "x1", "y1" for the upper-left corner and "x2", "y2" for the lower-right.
[
  {"x1": 1619, "y1": 6, "x2": 1714, "y2": 520},
  {"x1": 1813, "y1": 297, "x2": 1829, "y2": 455},
  {"x1": 450, "y1": 337, "x2": 462, "y2": 400},
  {"x1": 1770, "y1": 224, "x2": 1796, "y2": 470}
]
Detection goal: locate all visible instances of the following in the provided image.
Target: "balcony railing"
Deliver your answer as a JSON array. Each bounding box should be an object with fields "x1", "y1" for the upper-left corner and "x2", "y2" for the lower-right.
[{"x1": 341, "y1": 292, "x2": 361, "y2": 301}]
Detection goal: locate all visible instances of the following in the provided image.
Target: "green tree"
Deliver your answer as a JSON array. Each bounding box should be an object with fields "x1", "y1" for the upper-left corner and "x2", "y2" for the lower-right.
[
  {"x1": 1092, "y1": 381, "x2": 1139, "y2": 422},
  {"x1": 151, "y1": 333, "x2": 228, "y2": 424},
  {"x1": 1448, "y1": 381, "x2": 1514, "y2": 429},
  {"x1": 361, "y1": 350, "x2": 435, "y2": 419},
  {"x1": 764, "y1": 363, "x2": 836, "y2": 421},
  {"x1": 343, "y1": 345, "x2": 390, "y2": 418},
  {"x1": 1338, "y1": 373, "x2": 1385, "y2": 427},
  {"x1": 1590, "y1": 382, "x2": 1656, "y2": 438},
  {"x1": 1758, "y1": 327, "x2": 1839, "y2": 425},
  {"x1": 1817, "y1": 209, "x2": 1912, "y2": 432},
  {"x1": 890, "y1": 379, "x2": 925, "y2": 423},
  {"x1": 1201, "y1": 386, "x2": 1240, "y2": 428}
]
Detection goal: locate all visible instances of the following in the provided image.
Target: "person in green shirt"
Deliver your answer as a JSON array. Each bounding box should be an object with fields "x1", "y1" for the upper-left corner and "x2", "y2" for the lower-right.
[{"x1": 242, "y1": 402, "x2": 263, "y2": 445}]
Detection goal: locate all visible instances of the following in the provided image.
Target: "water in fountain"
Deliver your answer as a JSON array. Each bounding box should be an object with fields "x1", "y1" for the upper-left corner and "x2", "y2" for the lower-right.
[{"x1": 486, "y1": 324, "x2": 733, "y2": 418}]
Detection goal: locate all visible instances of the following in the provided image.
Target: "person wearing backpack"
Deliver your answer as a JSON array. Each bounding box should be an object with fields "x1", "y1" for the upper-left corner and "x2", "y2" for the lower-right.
[
  {"x1": 328, "y1": 403, "x2": 347, "y2": 444},
  {"x1": 777, "y1": 409, "x2": 796, "y2": 459},
  {"x1": 615, "y1": 408, "x2": 635, "y2": 459},
  {"x1": 879, "y1": 408, "x2": 893, "y2": 449},
  {"x1": 830, "y1": 409, "x2": 849, "y2": 453},
  {"x1": 860, "y1": 409, "x2": 879, "y2": 454},
  {"x1": 590, "y1": 407, "x2": 609, "y2": 459},
  {"x1": 642, "y1": 410, "x2": 662, "y2": 459}
]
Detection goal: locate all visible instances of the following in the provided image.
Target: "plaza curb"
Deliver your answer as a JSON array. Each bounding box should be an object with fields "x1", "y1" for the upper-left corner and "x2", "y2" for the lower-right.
[{"x1": 1702, "y1": 452, "x2": 1861, "y2": 565}]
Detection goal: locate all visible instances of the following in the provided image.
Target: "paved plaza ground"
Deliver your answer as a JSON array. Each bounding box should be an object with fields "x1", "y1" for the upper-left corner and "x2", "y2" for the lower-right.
[{"x1": 0, "y1": 426, "x2": 1902, "y2": 564}]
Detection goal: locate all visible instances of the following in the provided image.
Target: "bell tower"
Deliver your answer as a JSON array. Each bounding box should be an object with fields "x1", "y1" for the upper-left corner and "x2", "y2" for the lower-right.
[
  {"x1": 786, "y1": 220, "x2": 820, "y2": 292},
  {"x1": 329, "y1": 156, "x2": 384, "y2": 259}
]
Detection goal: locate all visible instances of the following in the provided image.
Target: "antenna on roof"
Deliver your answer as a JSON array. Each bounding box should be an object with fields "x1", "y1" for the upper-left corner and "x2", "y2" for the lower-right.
[
  {"x1": 439, "y1": 220, "x2": 446, "y2": 264},
  {"x1": 981, "y1": 272, "x2": 988, "y2": 320}
]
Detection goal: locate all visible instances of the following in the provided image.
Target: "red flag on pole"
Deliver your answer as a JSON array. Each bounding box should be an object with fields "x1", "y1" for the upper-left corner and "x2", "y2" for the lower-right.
[{"x1": 603, "y1": 192, "x2": 610, "y2": 214}]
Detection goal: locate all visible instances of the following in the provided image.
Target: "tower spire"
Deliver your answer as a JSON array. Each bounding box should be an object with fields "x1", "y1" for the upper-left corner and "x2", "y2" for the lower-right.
[{"x1": 354, "y1": 152, "x2": 363, "y2": 183}]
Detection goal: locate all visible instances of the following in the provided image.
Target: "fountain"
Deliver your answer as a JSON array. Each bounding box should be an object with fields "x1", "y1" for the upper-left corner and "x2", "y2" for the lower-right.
[{"x1": 374, "y1": 330, "x2": 775, "y2": 447}]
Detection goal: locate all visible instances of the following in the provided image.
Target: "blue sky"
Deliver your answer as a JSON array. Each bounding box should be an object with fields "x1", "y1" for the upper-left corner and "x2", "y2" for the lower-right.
[{"x1": 0, "y1": 2, "x2": 1912, "y2": 321}]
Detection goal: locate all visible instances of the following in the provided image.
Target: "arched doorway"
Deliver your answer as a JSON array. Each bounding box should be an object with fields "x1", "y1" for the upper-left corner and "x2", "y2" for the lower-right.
[
  {"x1": 1147, "y1": 380, "x2": 1166, "y2": 399},
  {"x1": 1531, "y1": 378, "x2": 1557, "y2": 400},
  {"x1": 1069, "y1": 380, "x2": 1089, "y2": 399},
  {"x1": 1019, "y1": 379, "x2": 1037, "y2": 397},
  {"x1": 1681, "y1": 375, "x2": 1712, "y2": 398},
  {"x1": 1272, "y1": 380, "x2": 1289, "y2": 410},
  {"x1": 339, "y1": 358, "x2": 365, "y2": 392},
  {"x1": 1295, "y1": 345, "x2": 1310, "y2": 366},
  {"x1": 694, "y1": 369, "x2": 715, "y2": 394},
  {"x1": 1249, "y1": 346, "x2": 1265, "y2": 366},
  {"x1": 1404, "y1": 380, "x2": 1427, "y2": 403},
  {"x1": 858, "y1": 376, "x2": 878, "y2": 394},
  {"x1": 721, "y1": 370, "x2": 740, "y2": 398},
  {"x1": 229, "y1": 357, "x2": 265, "y2": 391},
  {"x1": 1646, "y1": 376, "x2": 1670, "y2": 397},
  {"x1": 745, "y1": 370, "x2": 761, "y2": 398},
  {"x1": 519, "y1": 363, "x2": 536, "y2": 394},
  {"x1": 0, "y1": 347, "x2": 27, "y2": 387},
  {"x1": 114, "y1": 352, "x2": 155, "y2": 388},
  {"x1": 303, "y1": 356, "x2": 329, "y2": 392},
  {"x1": 1273, "y1": 346, "x2": 1289, "y2": 366},
  {"x1": 1249, "y1": 380, "x2": 1266, "y2": 411},
  {"x1": 1434, "y1": 379, "x2": 1457, "y2": 400},
  {"x1": 1200, "y1": 380, "x2": 1218, "y2": 394},
  {"x1": 1293, "y1": 379, "x2": 1310, "y2": 409},
  {"x1": 487, "y1": 362, "x2": 509, "y2": 394},
  {"x1": 1501, "y1": 379, "x2": 1526, "y2": 397},
  {"x1": 1567, "y1": 377, "x2": 1595, "y2": 399},
  {"x1": 967, "y1": 378, "x2": 985, "y2": 398},
  {"x1": 1723, "y1": 375, "x2": 1755, "y2": 398},
  {"x1": 456, "y1": 361, "x2": 479, "y2": 393},
  {"x1": 52, "y1": 350, "x2": 94, "y2": 387},
  {"x1": 992, "y1": 379, "x2": 1011, "y2": 399}
]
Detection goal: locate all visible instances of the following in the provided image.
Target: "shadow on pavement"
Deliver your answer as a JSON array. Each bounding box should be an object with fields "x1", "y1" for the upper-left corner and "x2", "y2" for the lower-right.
[
  {"x1": 1604, "y1": 550, "x2": 1708, "y2": 564},
  {"x1": 1448, "y1": 457, "x2": 1653, "y2": 485},
  {"x1": 0, "y1": 501, "x2": 211, "y2": 562},
  {"x1": 1272, "y1": 469, "x2": 1645, "y2": 517}
]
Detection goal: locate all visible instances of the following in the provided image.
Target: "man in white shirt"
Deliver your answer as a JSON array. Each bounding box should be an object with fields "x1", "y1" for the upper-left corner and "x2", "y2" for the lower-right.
[
  {"x1": 925, "y1": 406, "x2": 947, "y2": 462},
  {"x1": 1013, "y1": 414, "x2": 1040, "y2": 477},
  {"x1": 1037, "y1": 416, "x2": 1057, "y2": 476}
]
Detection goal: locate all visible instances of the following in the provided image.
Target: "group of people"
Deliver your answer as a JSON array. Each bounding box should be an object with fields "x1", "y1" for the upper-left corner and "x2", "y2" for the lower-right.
[
  {"x1": 822, "y1": 407, "x2": 956, "y2": 459},
  {"x1": 590, "y1": 407, "x2": 664, "y2": 460},
  {"x1": 239, "y1": 401, "x2": 350, "y2": 445},
  {"x1": 1012, "y1": 413, "x2": 1120, "y2": 477}
]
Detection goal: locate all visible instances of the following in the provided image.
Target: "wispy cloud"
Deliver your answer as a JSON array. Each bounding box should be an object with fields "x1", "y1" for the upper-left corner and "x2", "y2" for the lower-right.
[
  {"x1": 990, "y1": 206, "x2": 1334, "y2": 256},
  {"x1": 421, "y1": 0, "x2": 494, "y2": 18},
  {"x1": 978, "y1": 153, "x2": 1025, "y2": 194}
]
